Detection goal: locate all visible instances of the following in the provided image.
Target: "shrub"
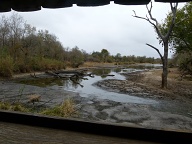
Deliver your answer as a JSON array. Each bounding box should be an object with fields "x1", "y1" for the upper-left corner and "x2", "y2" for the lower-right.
[
  {"x1": 14, "y1": 59, "x2": 31, "y2": 73},
  {"x1": 0, "y1": 102, "x2": 11, "y2": 110},
  {"x1": 0, "y1": 56, "x2": 14, "y2": 77},
  {"x1": 177, "y1": 52, "x2": 192, "y2": 77},
  {"x1": 11, "y1": 103, "x2": 28, "y2": 112},
  {"x1": 13, "y1": 57, "x2": 66, "y2": 73},
  {"x1": 35, "y1": 58, "x2": 65, "y2": 71}
]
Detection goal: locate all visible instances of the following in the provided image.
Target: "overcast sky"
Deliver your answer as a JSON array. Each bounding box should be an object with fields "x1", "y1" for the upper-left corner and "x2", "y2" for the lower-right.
[{"x1": 0, "y1": 1, "x2": 185, "y2": 58}]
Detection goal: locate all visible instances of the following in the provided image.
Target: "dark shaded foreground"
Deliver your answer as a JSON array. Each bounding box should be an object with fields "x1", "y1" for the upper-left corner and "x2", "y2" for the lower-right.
[
  {"x1": 0, "y1": 110, "x2": 192, "y2": 144},
  {"x1": 0, "y1": 122, "x2": 158, "y2": 144}
]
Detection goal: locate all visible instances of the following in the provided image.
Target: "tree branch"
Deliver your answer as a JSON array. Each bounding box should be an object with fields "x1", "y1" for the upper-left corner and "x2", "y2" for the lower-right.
[
  {"x1": 146, "y1": 43, "x2": 164, "y2": 62},
  {"x1": 132, "y1": 10, "x2": 157, "y2": 31},
  {"x1": 146, "y1": 2, "x2": 158, "y2": 26},
  {"x1": 133, "y1": 2, "x2": 164, "y2": 40},
  {"x1": 146, "y1": 2, "x2": 164, "y2": 40},
  {"x1": 165, "y1": 2, "x2": 178, "y2": 38}
]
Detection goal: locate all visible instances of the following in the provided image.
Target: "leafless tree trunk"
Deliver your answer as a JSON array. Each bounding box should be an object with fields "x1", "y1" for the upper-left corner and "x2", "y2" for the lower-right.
[
  {"x1": 9, "y1": 12, "x2": 25, "y2": 61},
  {"x1": 133, "y1": 2, "x2": 178, "y2": 88},
  {"x1": 0, "y1": 16, "x2": 10, "y2": 48}
]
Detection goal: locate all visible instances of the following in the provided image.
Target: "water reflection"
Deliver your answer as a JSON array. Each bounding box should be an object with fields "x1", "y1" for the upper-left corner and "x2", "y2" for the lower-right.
[
  {"x1": 19, "y1": 78, "x2": 81, "y2": 89},
  {"x1": 17, "y1": 64, "x2": 161, "y2": 104},
  {"x1": 127, "y1": 64, "x2": 162, "y2": 70},
  {"x1": 92, "y1": 69, "x2": 111, "y2": 78}
]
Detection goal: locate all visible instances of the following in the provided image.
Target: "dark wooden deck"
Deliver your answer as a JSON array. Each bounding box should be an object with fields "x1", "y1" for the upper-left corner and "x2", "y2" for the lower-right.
[
  {"x1": 0, "y1": 122, "x2": 159, "y2": 144},
  {"x1": 0, "y1": 110, "x2": 191, "y2": 144}
]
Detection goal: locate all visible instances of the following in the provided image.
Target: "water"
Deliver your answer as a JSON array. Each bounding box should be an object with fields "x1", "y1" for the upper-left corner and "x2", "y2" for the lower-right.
[
  {"x1": 18, "y1": 65, "x2": 161, "y2": 105},
  {"x1": 64, "y1": 69, "x2": 157, "y2": 104}
]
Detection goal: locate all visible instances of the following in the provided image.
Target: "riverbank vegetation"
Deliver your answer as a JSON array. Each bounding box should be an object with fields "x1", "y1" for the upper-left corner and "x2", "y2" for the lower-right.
[
  {"x1": 1, "y1": 2, "x2": 192, "y2": 81},
  {"x1": 0, "y1": 12, "x2": 160, "y2": 78}
]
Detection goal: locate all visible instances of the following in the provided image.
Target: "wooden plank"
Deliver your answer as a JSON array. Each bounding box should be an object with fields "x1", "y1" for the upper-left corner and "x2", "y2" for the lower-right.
[
  {"x1": 0, "y1": 122, "x2": 158, "y2": 144},
  {"x1": 0, "y1": 110, "x2": 191, "y2": 143}
]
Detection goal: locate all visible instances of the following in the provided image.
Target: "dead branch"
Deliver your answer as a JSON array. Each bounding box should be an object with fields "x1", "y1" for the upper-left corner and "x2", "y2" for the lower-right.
[
  {"x1": 146, "y1": 2, "x2": 158, "y2": 27},
  {"x1": 43, "y1": 70, "x2": 94, "y2": 88},
  {"x1": 145, "y1": 2, "x2": 163, "y2": 40},
  {"x1": 146, "y1": 43, "x2": 164, "y2": 62},
  {"x1": 101, "y1": 74, "x2": 115, "y2": 77},
  {"x1": 54, "y1": 70, "x2": 85, "y2": 76},
  {"x1": 45, "y1": 71, "x2": 62, "y2": 78},
  {"x1": 132, "y1": 2, "x2": 163, "y2": 40},
  {"x1": 166, "y1": 2, "x2": 178, "y2": 38},
  {"x1": 69, "y1": 77, "x2": 84, "y2": 88},
  {"x1": 132, "y1": 10, "x2": 156, "y2": 27}
]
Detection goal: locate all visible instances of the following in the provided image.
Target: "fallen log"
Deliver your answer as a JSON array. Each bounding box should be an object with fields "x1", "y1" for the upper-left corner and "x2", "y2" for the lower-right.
[
  {"x1": 101, "y1": 74, "x2": 115, "y2": 77},
  {"x1": 30, "y1": 73, "x2": 38, "y2": 78},
  {"x1": 86, "y1": 73, "x2": 94, "y2": 78},
  {"x1": 54, "y1": 70, "x2": 85, "y2": 76},
  {"x1": 45, "y1": 71, "x2": 63, "y2": 78},
  {"x1": 45, "y1": 71, "x2": 85, "y2": 88}
]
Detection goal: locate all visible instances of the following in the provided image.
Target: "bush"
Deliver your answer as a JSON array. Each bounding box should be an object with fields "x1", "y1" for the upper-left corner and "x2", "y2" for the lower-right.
[
  {"x1": 0, "y1": 56, "x2": 14, "y2": 77},
  {"x1": 13, "y1": 57, "x2": 66, "y2": 73},
  {"x1": 35, "y1": 58, "x2": 65, "y2": 71},
  {"x1": 177, "y1": 52, "x2": 192, "y2": 77},
  {"x1": 14, "y1": 59, "x2": 31, "y2": 73}
]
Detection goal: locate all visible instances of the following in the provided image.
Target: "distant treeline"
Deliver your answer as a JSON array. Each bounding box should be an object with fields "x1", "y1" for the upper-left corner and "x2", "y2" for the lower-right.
[{"x1": 0, "y1": 13, "x2": 160, "y2": 77}]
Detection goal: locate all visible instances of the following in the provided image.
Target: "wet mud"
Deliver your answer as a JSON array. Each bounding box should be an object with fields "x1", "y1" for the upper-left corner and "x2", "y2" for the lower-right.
[{"x1": 1, "y1": 69, "x2": 192, "y2": 132}]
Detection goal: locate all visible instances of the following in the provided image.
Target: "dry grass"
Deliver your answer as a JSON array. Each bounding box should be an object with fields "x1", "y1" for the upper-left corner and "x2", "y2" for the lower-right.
[
  {"x1": 149, "y1": 68, "x2": 182, "y2": 79},
  {"x1": 0, "y1": 97, "x2": 78, "y2": 118},
  {"x1": 81, "y1": 62, "x2": 115, "y2": 68},
  {"x1": 40, "y1": 99, "x2": 77, "y2": 118},
  {"x1": 0, "y1": 101, "x2": 28, "y2": 112},
  {"x1": 28, "y1": 94, "x2": 41, "y2": 104},
  {"x1": 137, "y1": 68, "x2": 192, "y2": 99}
]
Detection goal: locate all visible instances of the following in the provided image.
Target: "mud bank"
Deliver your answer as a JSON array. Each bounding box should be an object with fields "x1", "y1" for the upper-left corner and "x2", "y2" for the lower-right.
[
  {"x1": 79, "y1": 98, "x2": 192, "y2": 131},
  {"x1": 1, "y1": 68, "x2": 192, "y2": 132},
  {"x1": 91, "y1": 70, "x2": 192, "y2": 131}
]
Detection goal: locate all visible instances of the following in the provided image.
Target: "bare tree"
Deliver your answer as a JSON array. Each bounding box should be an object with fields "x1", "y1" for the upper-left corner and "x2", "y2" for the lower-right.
[
  {"x1": 133, "y1": 1, "x2": 178, "y2": 88},
  {"x1": 0, "y1": 15, "x2": 10, "y2": 48},
  {"x1": 9, "y1": 12, "x2": 25, "y2": 61},
  {"x1": 20, "y1": 24, "x2": 37, "y2": 61}
]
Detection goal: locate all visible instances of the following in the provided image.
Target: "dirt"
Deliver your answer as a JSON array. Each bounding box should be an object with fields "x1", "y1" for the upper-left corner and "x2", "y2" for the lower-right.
[
  {"x1": 91, "y1": 69, "x2": 192, "y2": 131},
  {"x1": 0, "y1": 68, "x2": 192, "y2": 132}
]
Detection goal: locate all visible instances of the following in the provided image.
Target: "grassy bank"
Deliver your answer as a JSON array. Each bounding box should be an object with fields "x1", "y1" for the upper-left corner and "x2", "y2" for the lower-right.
[
  {"x1": 0, "y1": 56, "x2": 66, "y2": 78},
  {"x1": 0, "y1": 99, "x2": 77, "y2": 118},
  {"x1": 135, "y1": 68, "x2": 192, "y2": 99}
]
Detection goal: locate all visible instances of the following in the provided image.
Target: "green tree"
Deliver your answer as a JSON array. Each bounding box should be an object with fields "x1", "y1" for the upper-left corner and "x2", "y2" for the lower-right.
[
  {"x1": 101, "y1": 49, "x2": 109, "y2": 63},
  {"x1": 115, "y1": 53, "x2": 122, "y2": 63},
  {"x1": 163, "y1": 2, "x2": 192, "y2": 53},
  {"x1": 162, "y1": 2, "x2": 192, "y2": 77},
  {"x1": 92, "y1": 51, "x2": 101, "y2": 62},
  {"x1": 70, "y1": 46, "x2": 84, "y2": 68}
]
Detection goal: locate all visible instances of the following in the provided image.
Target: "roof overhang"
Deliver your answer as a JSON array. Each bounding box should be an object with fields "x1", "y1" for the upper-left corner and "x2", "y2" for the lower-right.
[{"x1": 0, "y1": 0, "x2": 190, "y2": 12}]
